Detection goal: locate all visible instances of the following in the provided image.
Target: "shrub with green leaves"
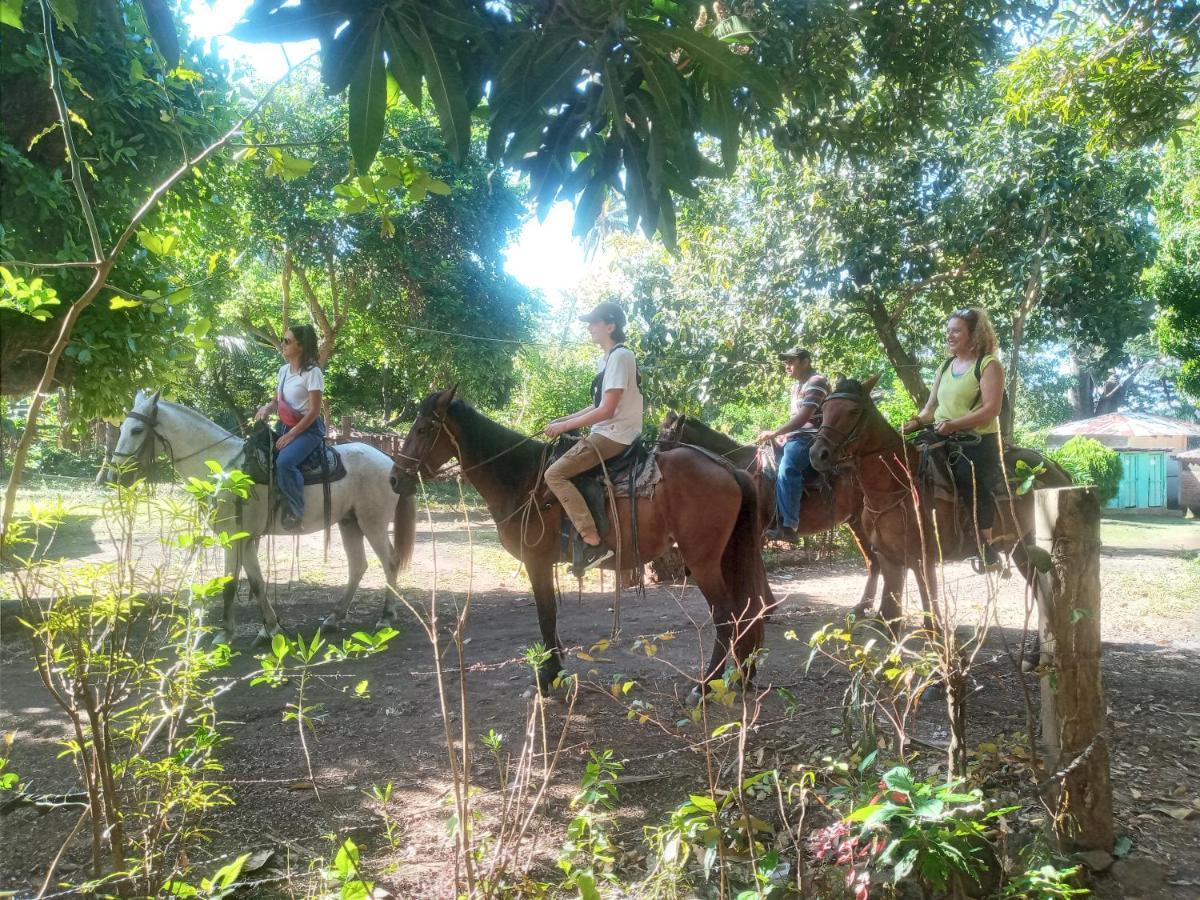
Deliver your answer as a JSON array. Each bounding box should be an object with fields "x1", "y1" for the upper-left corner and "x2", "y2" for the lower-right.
[{"x1": 1049, "y1": 436, "x2": 1122, "y2": 503}]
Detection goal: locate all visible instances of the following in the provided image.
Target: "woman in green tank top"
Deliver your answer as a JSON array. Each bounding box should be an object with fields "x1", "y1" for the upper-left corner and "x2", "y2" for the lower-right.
[{"x1": 902, "y1": 308, "x2": 1006, "y2": 566}]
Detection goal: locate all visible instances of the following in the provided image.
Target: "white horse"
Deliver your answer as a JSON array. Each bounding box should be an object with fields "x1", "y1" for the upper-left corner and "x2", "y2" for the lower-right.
[{"x1": 106, "y1": 390, "x2": 415, "y2": 645}]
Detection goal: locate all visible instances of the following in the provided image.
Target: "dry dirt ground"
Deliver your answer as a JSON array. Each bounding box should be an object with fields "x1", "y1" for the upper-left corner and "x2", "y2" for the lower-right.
[{"x1": 2, "y1": 489, "x2": 1198, "y2": 898}]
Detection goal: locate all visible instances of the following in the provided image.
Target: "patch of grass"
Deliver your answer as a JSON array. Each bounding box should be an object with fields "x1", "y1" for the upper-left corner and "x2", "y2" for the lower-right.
[{"x1": 1101, "y1": 515, "x2": 1200, "y2": 552}]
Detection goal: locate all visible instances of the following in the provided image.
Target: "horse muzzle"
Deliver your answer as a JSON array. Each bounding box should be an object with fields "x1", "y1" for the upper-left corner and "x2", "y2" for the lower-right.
[
  {"x1": 389, "y1": 465, "x2": 418, "y2": 496},
  {"x1": 809, "y1": 439, "x2": 835, "y2": 474}
]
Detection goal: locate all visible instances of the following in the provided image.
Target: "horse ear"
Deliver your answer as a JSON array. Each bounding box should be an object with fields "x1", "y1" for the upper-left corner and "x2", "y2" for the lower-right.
[
  {"x1": 862, "y1": 373, "x2": 881, "y2": 393},
  {"x1": 437, "y1": 384, "x2": 458, "y2": 411},
  {"x1": 148, "y1": 389, "x2": 161, "y2": 406}
]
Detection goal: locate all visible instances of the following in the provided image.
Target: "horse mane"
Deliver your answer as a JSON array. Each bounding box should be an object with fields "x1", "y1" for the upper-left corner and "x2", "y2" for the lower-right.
[
  {"x1": 155, "y1": 397, "x2": 239, "y2": 441},
  {"x1": 681, "y1": 416, "x2": 742, "y2": 453},
  {"x1": 446, "y1": 398, "x2": 548, "y2": 488}
]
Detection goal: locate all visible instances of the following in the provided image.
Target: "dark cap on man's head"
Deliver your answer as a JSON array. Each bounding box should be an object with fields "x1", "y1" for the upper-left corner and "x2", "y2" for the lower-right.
[
  {"x1": 777, "y1": 346, "x2": 811, "y2": 362},
  {"x1": 579, "y1": 302, "x2": 627, "y2": 328}
]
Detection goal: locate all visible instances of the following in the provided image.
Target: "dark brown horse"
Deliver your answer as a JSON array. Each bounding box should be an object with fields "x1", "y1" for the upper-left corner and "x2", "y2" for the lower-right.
[
  {"x1": 808, "y1": 375, "x2": 1073, "y2": 624},
  {"x1": 658, "y1": 412, "x2": 881, "y2": 611},
  {"x1": 390, "y1": 388, "x2": 771, "y2": 688}
]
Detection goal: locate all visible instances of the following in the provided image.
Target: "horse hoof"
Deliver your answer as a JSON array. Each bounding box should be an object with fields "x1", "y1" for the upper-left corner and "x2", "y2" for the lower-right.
[
  {"x1": 252, "y1": 630, "x2": 276, "y2": 649},
  {"x1": 209, "y1": 630, "x2": 231, "y2": 648},
  {"x1": 320, "y1": 619, "x2": 341, "y2": 636},
  {"x1": 686, "y1": 687, "x2": 704, "y2": 707},
  {"x1": 373, "y1": 619, "x2": 396, "y2": 634}
]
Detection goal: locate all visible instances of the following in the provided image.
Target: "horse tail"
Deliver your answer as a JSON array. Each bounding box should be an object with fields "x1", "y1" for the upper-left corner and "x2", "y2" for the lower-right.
[
  {"x1": 720, "y1": 468, "x2": 771, "y2": 658},
  {"x1": 391, "y1": 477, "x2": 417, "y2": 576}
]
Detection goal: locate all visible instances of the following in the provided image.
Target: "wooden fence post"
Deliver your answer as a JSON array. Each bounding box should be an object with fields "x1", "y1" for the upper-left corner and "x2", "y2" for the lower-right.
[
  {"x1": 339, "y1": 415, "x2": 352, "y2": 442},
  {"x1": 1035, "y1": 485, "x2": 1114, "y2": 854}
]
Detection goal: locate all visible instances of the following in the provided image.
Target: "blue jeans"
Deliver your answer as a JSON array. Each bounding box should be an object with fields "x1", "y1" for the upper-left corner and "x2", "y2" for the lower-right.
[
  {"x1": 776, "y1": 433, "x2": 814, "y2": 530},
  {"x1": 275, "y1": 418, "x2": 325, "y2": 519}
]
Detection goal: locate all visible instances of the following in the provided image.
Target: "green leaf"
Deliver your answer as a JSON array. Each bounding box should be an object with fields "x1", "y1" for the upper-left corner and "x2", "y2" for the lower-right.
[
  {"x1": 395, "y1": 11, "x2": 470, "y2": 163},
  {"x1": 383, "y1": 20, "x2": 424, "y2": 108},
  {"x1": 348, "y1": 28, "x2": 388, "y2": 171},
  {"x1": 271, "y1": 632, "x2": 288, "y2": 660},
  {"x1": 689, "y1": 793, "x2": 718, "y2": 813},
  {"x1": 845, "y1": 802, "x2": 888, "y2": 823},
  {"x1": 1, "y1": 0, "x2": 22, "y2": 30},
  {"x1": 1025, "y1": 544, "x2": 1053, "y2": 572},
  {"x1": 49, "y1": 0, "x2": 77, "y2": 29},
  {"x1": 110, "y1": 296, "x2": 142, "y2": 310},
  {"x1": 635, "y1": 19, "x2": 779, "y2": 104}
]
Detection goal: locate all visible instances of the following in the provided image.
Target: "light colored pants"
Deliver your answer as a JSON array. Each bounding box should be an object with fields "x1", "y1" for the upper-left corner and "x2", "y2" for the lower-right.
[{"x1": 544, "y1": 433, "x2": 628, "y2": 541}]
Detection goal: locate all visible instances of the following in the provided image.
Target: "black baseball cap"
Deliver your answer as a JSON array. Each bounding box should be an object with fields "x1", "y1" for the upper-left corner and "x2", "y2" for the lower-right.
[
  {"x1": 579, "y1": 302, "x2": 627, "y2": 329},
  {"x1": 777, "y1": 346, "x2": 811, "y2": 362}
]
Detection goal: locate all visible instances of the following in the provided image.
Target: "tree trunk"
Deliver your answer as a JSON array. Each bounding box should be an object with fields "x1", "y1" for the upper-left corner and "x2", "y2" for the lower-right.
[
  {"x1": 1035, "y1": 486, "x2": 1113, "y2": 854},
  {"x1": 1008, "y1": 220, "x2": 1048, "y2": 412},
  {"x1": 862, "y1": 293, "x2": 928, "y2": 405},
  {"x1": 1068, "y1": 356, "x2": 1096, "y2": 419}
]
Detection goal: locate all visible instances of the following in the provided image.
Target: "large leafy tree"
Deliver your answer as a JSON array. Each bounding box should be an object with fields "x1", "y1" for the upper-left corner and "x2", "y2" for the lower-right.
[
  {"x1": 177, "y1": 77, "x2": 536, "y2": 424},
  {"x1": 228, "y1": 0, "x2": 1041, "y2": 247},
  {"x1": 1145, "y1": 107, "x2": 1200, "y2": 407},
  {"x1": 0, "y1": 0, "x2": 237, "y2": 417}
]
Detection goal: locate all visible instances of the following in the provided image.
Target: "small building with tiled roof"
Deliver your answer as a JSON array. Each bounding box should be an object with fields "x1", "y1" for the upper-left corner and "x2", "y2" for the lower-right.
[{"x1": 1047, "y1": 413, "x2": 1200, "y2": 511}]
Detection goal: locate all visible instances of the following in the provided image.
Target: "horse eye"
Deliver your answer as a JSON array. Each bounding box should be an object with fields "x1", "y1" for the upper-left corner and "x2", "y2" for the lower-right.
[{"x1": 131, "y1": 425, "x2": 144, "y2": 435}]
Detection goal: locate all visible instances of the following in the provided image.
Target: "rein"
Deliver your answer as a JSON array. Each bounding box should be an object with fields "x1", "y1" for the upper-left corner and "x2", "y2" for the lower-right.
[{"x1": 114, "y1": 407, "x2": 243, "y2": 471}]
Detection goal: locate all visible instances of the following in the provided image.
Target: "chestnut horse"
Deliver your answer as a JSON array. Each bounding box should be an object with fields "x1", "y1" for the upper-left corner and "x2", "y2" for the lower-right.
[
  {"x1": 658, "y1": 412, "x2": 881, "y2": 611},
  {"x1": 390, "y1": 388, "x2": 771, "y2": 688},
  {"x1": 808, "y1": 375, "x2": 1072, "y2": 624}
]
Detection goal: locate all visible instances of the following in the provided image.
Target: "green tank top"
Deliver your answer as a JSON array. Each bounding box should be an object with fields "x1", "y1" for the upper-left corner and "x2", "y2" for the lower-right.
[{"x1": 935, "y1": 354, "x2": 999, "y2": 434}]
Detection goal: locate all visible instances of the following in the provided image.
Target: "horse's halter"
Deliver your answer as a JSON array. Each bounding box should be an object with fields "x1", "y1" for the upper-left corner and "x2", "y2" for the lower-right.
[
  {"x1": 111, "y1": 398, "x2": 239, "y2": 475},
  {"x1": 814, "y1": 390, "x2": 872, "y2": 460},
  {"x1": 395, "y1": 406, "x2": 451, "y2": 480},
  {"x1": 111, "y1": 403, "x2": 168, "y2": 475}
]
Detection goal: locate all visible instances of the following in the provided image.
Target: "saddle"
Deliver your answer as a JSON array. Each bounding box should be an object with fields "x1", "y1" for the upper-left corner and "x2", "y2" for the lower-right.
[
  {"x1": 546, "y1": 436, "x2": 652, "y2": 576},
  {"x1": 242, "y1": 420, "x2": 347, "y2": 486}
]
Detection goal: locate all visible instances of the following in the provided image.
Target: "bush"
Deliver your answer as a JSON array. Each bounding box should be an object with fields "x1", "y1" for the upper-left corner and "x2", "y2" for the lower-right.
[
  {"x1": 1050, "y1": 436, "x2": 1122, "y2": 503},
  {"x1": 712, "y1": 399, "x2": 778, "y2": 444}
]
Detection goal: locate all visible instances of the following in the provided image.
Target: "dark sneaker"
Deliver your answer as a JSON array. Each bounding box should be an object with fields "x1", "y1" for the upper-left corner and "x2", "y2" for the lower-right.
[
  {"x1": 571, "y1": 540, "x2": 613, "y2": 579},
  {"x1": 970, "y1": 543, "x2": 1003, "y2": 574},
  {"x1": 765, "y1": 526, "x2": 799, "y2": 544}
]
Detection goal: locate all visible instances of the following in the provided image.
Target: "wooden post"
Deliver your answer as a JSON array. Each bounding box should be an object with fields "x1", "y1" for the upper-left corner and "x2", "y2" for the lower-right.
[
  {"x1": 340, "y1": 415, "x2": 351, "y2": 442},
  {"x1": 1035, "y1": 486, "x2": 1113, "y2": 854}
]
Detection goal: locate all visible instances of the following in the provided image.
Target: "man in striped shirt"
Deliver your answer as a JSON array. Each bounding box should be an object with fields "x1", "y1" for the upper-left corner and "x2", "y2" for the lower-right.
[{"x1": 757, "y1": 348, "x2": 830, "y2": 543}]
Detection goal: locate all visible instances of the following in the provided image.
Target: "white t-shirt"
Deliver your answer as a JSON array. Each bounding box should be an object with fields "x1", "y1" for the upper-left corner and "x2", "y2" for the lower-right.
[
  {"x1": 277, "y1": 364, "x2": 325, "y2": 414},
  {"x1": 591, "y1": 346, "x2": 643, "y2": 445}
]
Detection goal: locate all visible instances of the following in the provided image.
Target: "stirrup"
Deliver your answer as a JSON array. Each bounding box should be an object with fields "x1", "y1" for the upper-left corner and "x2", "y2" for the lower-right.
[
  {"x1": 969, "y1": 544, "x2": 1003, "y2": 575},
  {"x1": 571, "y1": 540, "x2": 613, "y2": 579}
]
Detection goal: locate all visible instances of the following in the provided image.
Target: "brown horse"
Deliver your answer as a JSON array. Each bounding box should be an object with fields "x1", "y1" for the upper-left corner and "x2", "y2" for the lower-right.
[
  {"x1": 390, "y1": 388, "x2": 771, "y2": 688},
  {"x1": 658, "y1": 412, "x2": 881, "y2": 611},
  {"x1": 808, "y1": 375, "x2": 1072, "y2": 624}
]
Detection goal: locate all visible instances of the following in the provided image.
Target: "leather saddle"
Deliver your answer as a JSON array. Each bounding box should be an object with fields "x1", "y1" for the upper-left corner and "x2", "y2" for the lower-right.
[
  {"x1": 242, "y1": 421, "x2": 347, "y2": 486},
  {"x1": 911, "y1": 430, "x2": 1057, "y2": 502},
  {"x1": 547, "y1": 436, "x2": 646, "y2": 569}
]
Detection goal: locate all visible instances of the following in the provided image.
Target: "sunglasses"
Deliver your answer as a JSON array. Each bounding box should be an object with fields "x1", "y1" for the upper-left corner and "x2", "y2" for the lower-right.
[{"x1": 281, "y1": 337, "x2": 295, "y2": 345}]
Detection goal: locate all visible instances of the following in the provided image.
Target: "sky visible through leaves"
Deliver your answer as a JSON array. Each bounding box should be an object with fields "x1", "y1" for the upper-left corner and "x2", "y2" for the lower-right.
[{"x1": 185, "y1": 0, "x2": 595, "y2": 303}]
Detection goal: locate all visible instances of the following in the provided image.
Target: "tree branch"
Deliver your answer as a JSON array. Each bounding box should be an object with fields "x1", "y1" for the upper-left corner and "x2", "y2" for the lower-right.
[
  {"x1": 40, "y1": 0, "x2": 103, "y2": 262},
  {"x1": 886, "y1": 232, "x2": 996, "y2": 330},
  {"x1": 2, "y1": 51, "x2": 316, "y2": 543}
]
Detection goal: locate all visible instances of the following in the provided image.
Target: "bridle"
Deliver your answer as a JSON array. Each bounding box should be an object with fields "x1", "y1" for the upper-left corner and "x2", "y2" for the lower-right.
[
  {"x1": 111, "y1": 399, "x2": 241, "y2": 475},
  {"x1": 814, "y1": 390, "x2": 873, "y2": 460},
  {"x1": 394, "y1": 406, "x2": 451, "y2": 480}
]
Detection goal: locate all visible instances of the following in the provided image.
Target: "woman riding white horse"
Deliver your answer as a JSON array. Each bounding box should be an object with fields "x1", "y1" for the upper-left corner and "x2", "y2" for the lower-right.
[{"x1": 107, "y1": 389, "x2": 414, "y2": 645}]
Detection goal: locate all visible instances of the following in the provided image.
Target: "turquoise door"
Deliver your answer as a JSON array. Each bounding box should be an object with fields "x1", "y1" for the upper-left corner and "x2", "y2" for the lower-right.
[{"x1": 1107, "y1": 451, "x2": 1167, "y2": 508}]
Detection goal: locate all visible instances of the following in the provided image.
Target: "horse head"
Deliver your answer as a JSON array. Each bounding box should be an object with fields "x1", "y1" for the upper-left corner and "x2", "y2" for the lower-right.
[
  {"x1": 809, "y1": 373, "x2": 880, "y2": 474},
  {"x1": 104, "y1": 389, "x2": 163, "y2": 484},
  {"x1": 393, "y1": 386, "x2": 460, "y2": 483},
  {"x1": 657, "y1": 411, "x2": 682, "y2": 443}
]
